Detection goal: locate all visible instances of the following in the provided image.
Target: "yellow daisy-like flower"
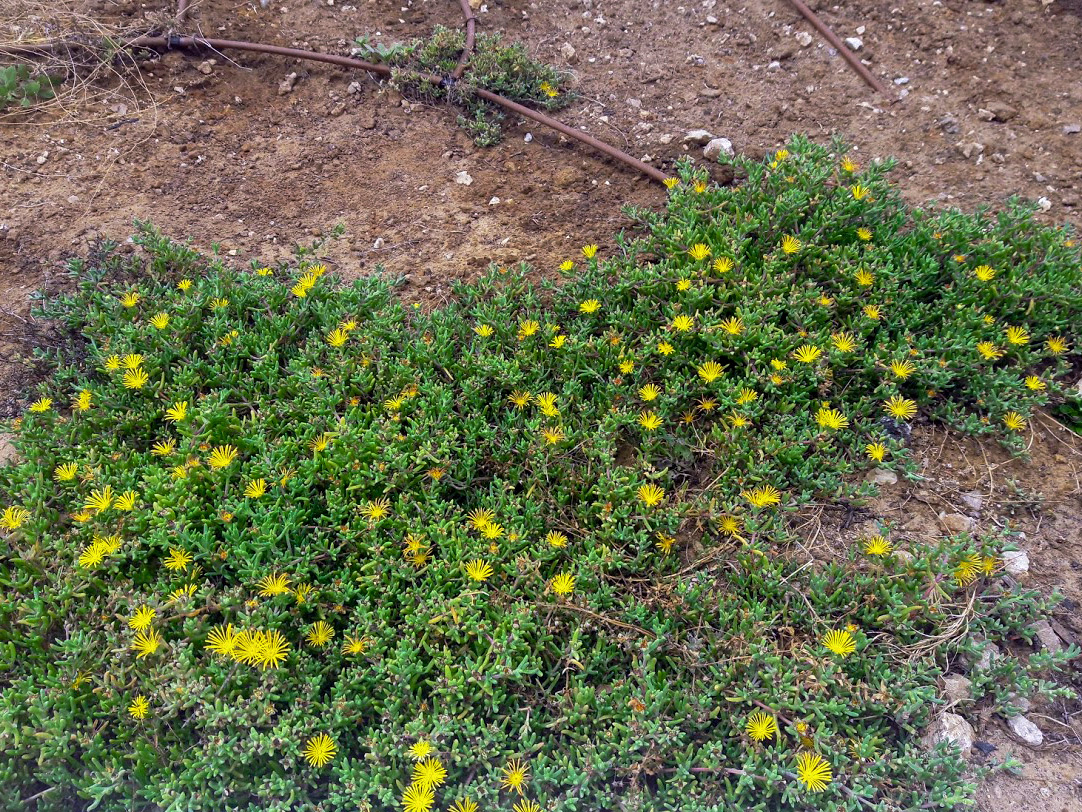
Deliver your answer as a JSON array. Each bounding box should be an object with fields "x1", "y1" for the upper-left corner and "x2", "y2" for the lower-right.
[
  {"x1": 831, "y1": 332, "x2": 857, "y2": 353},
  {"x1": 257, "y1": 572, "x2": 290, "y2": 596},
  {"x1": 688, "y1": 243, "x2": 711, "y2": 261},
  {"x1": 205, "y1": 623, "x2": 238, "y2": 658},
  {"x1": 501, "y1": 759, "x2": 530, "y2": 794},
  {"x1": 1023, "y1": 375, "x2": 1045, "y2": 391},
  {"x1": 245, "y1": 478, "x2": 267, "y2": 498},
  {"x1": 534, "y1": 392, "x2": 559, "y2": 417},
  {"x1": 559, "y1": 259, "x2": 575, "y2": 272},
  {"x1": 177, "y1": 279, "x2": 192, "y2": 292},
  {"x1": 1046, "y1": 336, "x2": 1068, "y2": 355},
  {"x1": 637, "y1": 483, "x2": 665, "y2": 508},
  {"x1": 856, "y1": 227, "x2": 872, "y2": 241},
  {"x1": 697, "y1": 361, "x2": 724, "y2": 383},
  {"x1": 770, "y1": 358, "x2": 787, "y2": 371},
  {"x1": 412, "y1": 757, "x2": 448, "y2": 790},
  {"x1": 115, "y1": 490, "x2": 137, "y2": 511},
  {"x1": 513, "y1": 802, "x2": 542, "y2": 812},
  {"x1": 582, "y1": 244, "x2": 599, "y2": 259},
  {"x1": 671, "y1": 314, "x2": 695, "y2": 332},
  {"x1": 28, "y1": 397, "x2": 52, "y2": 413},
  {"x1": 863, "y1": 534, "x2": 893, "y2": 555},
  {"x1": 302, "y1": 733, "x2": 337, "y2": 768},
  {"x1": 638, "y1": 384, "x2": 660, "y2": 402},
  {"x1": 131, "y1": 628, "x2": 163, "y2": 659},
  {"x1": 310, "y1": 433, "x2": 332, "y2": 452},
  {"x1": 850, "y1": 184, "x2": 870, "y2": 201},
  {"x1": 822, "y1": 629, "x2": 856, "y2": 657},
  {"x1": 792, "y1": 345, "x2": 822, "y2": 364},
  {"x1": 508, "y1": 390, "x2": 531, "y2": 410},
  {"x1": 78, "y1": 542, "x2": 108, "y2": 569},
  {"x1": 256, "y1": 629, "x2": 290, "y2": 670},
  {"x1": 293, "y1": 584, "x2": 313, "y2": 604},
  {"x1": 84, "y1": 485, "x2": 114, "y2": 514},
  {"x1": 151, "y1": 439, "x2": 176, "y2": 456},
  {"x1": 326, "y1": 327, "x2": 349, "y2": 348},
  {"x1": 693, "y1": 180, "x2": 707, "y2": 193},
  {"x1": 402, "y1": 783, "x2": 435, "y2": 812},
  {"x1": 883, "y1": 395, "x2": 917, "y2": 421},
  {"x1": 542, "y1": 426, "x2": 566, "y2": 445},
  {"x1": 342, "y1": 634, "x2": 372, "y2": 656},
  {"x1": 54, "y1": 462, "x2": 78, "y2": 482},
  {"x1": 1003, "y1": 411, "x2": 1026, "y2": 432},
  {"x1": 976, "y1": 341, "x2": 1003, "y2": 361},
  {"x1": 656, "y1": 533, "x2": 676, "y2": 553},
  {"x1": 73, "y1": 390, "x2": 92, "y2": 411},
  {"x1": 449, "y1": 799, "x2": 478, "y2": 812},
  {"x1": 863, "y1": 304, "x2": 881, "y2": 320},
  {"x1": 619, "y1": 359, "x2": 635, "y2": 374},
  {"x1": 663, "y1": 177, "x2": 679, "y2": 190},
  {"x1": 121, "y1": 353, "x2": 144, "y2": 370},
  {"x1": 464, "y1": 559, "x2": 493, "y2": 582},
  {"x1": 103, "y1": 355, "x2": 121, "y2": 371},
  {"x1": 474, "y1": 323, "x2": 494, "y2": 337},
  {"x1": 170, "y1": 465, "x2": 188, "y2": 480},
  {"x1": 255, "y1": 266, "x2": 273, "y2": 276},
  {"x1": 207, "y1": 444, "x2": 238, "y2": 469},
  {"x1": 306, "y1": 621, "x2": 334, "y2": 647},
  {"x1": 973, "y1": 265, "x2": 996, "y2": 282},
  {"x1": 745, "y1": 711, "x2": 778, "y2": 742},
  {"x1": 840, "y1": 155, "x2": 858, "y2": 172},
  {"x1": 734, "y1": 388, "x2": 757, "y2": 406},
  {"x1": 676, "y1": 278, "x2": 692, "y2": 292},
  {"x1": 163, "y1": 548, "x2": 192, "y2": 572},
  {"x1": 718, "y1": 515, "x2": 743, "y2": 537},
  {"x1": 638, "y1": 411, "x2": 662, "y2": 431},
  {"x1": 468, "y1": 509, "x2": 495, "y2": 531},
  {"x1": 128, "y1": 695, "x2": 150, "y2": 719},
  {"x1": 780, "y1": 235, "x2": 802, "y2": 254},
  {"x1": 795, "y1": 752, "x2": 832, "y2": 792},
  {"x1": 517, "y1": 320, "x2": 540, "y2": 340},
  {"x1": 360, "y1": 498, "x2": 391, "y2": 521},
  {"x1": 657, "y1": 340, "x2": 675, "y2": 355},
  {"x1": 149, "y1": 312, "x2": 170, "y2": 330},
  {"x1": 890, "y1": 359, "x2": 916, "y2": 379},
  {"x1": 0, "y1": 506, "x2": 30, "y2": 530},
  {"x1": 865, "y1": 442, "x2": 887, "y2": 462},
  {"x1": 818, "y1": 295, "x2": 833, "y2": 306},
  {"x1": 854, "y1": 268, "x2": 874, "y2": 287},
  {"x1": 165, "y1": 401, "x2": 187, "y2": 422},
  {"x1": 1005, "y1": 325, "x2": 1030, "y2": 345},
  {"x1": 120, "y1": 291, "x2": 140, "y2": 308},
  {"x1": 578, "y1": 299, "x2": 601, "y2": 314},
  {"x1": 742, "y1": 485, "x2": 781, "y2": 508},
  {"x1": 719, "y1": 316, "x2": 743, "y2": 336},
  {"x1": 815, "y1": 407, "x2": 848, "y2": 431},
  {"x1": 409, "y1": 741, "x2": 433, "y2": 761},
  {"x1": 954, "y1": 553, "x2": 981, "y2": 585},
  {"x1": 713, "y1": 257, "x2": 733, "y2": 274}
]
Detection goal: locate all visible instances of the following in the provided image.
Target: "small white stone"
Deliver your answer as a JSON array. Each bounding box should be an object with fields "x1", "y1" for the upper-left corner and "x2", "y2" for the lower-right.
[
  {"x1": 795, "y1": 31, "x2": 814, "y2": 47},
  {"x1": 658, "y1": 133, "x2": 673, "y2": 144},
  {"x1": 866, "y1": 469, "x2": 898, "y2": 486},
  {"x1": 683, "y1": 129, "x2": 714, "y2": 145},
  {"x1": 844, "y1": 36, "x2": 863, "y2": 50},
  {"x1": 1002, "y1": 550, "x2": 1029, "y2": 576},
  {"x1": 454, "y1": 170, "x2": 473, "y2": 186},
  {"x1": 894, "y1": 76, "x2": 910, "y2": 85},
  {"x1": 1031, "y1": 620, "x2": 1065, "y2": 654},
  {"x1": 703, "y1": 137, "x2": 734, "y2": 161},
  {"x1": 1007, "y1": 715, "x2": 1044, "y2": 747},
  {"x1": 523, "y1": 133, "x2": 533, "y2": 143},
  {"x1": 488, "y1": 196, "x2": 500, "y2": 205},
  {"x1": 856, "y1": 25, "x2": 866, "y2": 35},
  {"x1": 372, "y1": 237, "x2": 384, "y2": 249},
  {"x1": 923, "y1": 713, "x2": 974, "y2": 756},
  {"x1": 560, "y1": 42, "x2": 577, "y2": 62},
  {"x1": 1037, "y1": 196, "x2": 1052, "y2": 211},
  {"x1": 942, "y1": 675, "x2": 973, "y2": 705}
]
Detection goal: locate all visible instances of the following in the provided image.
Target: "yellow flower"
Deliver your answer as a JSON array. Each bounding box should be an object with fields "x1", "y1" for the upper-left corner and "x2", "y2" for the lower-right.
[
  {"x1": 326, "y1": 327, "x2": 349, "y2": 348},
  {"x1": 728, "y1": 413, "x2": 749, "y2": 428},
  {"x1": 468, "y1": 509, "x2": 494, "y2": 531},
  {"x1": 840, "y1": 156, "x2": 858, "y2": 172},
  {"x1": 697, "y1": 361, "x2": 724, "y2": 383},
  {"x1": 481, "y1": 521, "x2": 504, "y2": 540},
  {"x1": 742, "y1": 485, "x2": 781, "y2": 508},
  {"x1": 831, "y1": 332, "x2": 857, "y2": 353},
  {"x1": 116, "y1": 490, "x2": 137, "y2": 511},
  {"x1": 509, "y1": 390, "x2": 531, "y2": 409},
  {"x1": 795, "y1": 752, "x2": 832, "y2": 792},
  {"x1": 671, "y1": 314, "x2": 695, "y2": 332},
  {"x1": 128, "y1": 695, "x2": 150, "y2": 719},
  {"x1": 163, "y1": 548, "x2": 192, "y2": 572},
  {"x1": 384, "y1": 396, "x2": 404, "y2": 412},
  {"x1": 676, "y1": 278, "x2": 692, "y2": 291},
  {"x1": 465, "y1": 559, "x2": 493, "y2": 582},
  {"x1": 663, "y1": 177, "x2": 679, "y2": 190},
  {"x1": 120, "y1": 291, "x2": 140, "y2": 308},
  {"x1": 688, "y1": 243, "x2": 711, "y2": 261},
  {"x1": 792, "y1": 345, "x2": 821, "y2": 364},
  {"x1": 177, "y1": 279, "x2": 192, "y2": 292},
  {"x1": 578, "y1": 299, "x2": 601, "y2": 314},
  {"x1": 165, "y1": 401, "x2": 187, "y2": 422},
  {"x1": 745, "y1": 711, "x2": 778, "y2": 742},
  {"x1": 205, "y1": 624, "x2": 238, "y2": 658},
  {"x1": 513, "y1": 802, "x2": 542, "y2": 812},
  {"x1": 770, "y1": 358, "x2": 787, "y2": 371},
  {"x1": 736, "y1": 388, "x2": 757, "y2": 405},
  {"x1": 103, "y1": 355, "x2": 121, "y2": 371},
  {"x1": 1046, "y1": 336, "x2": 1068, "y2": 355},
  {"x1": 245, "y1": 478, "x2": 267, "y2": 498},
  {"x1": 343, "y1": 635, "x2": 372, "y2": 656},
  {"x1": 638, "y1": 384, "x2": 660, "y2": 401},
  {"x1": 850, "y1": 184, "x2": 870, "y2": 201},
  {"x1": 890, "y1": 359, "x2": 916, "y2": 379},
  {"x1": 517, "y1": 320, "x2": 540, "y2": 340},
  {"x1": 408, "y1": 741, "x2": 433, "y2": 761},
  {"x1": 310, "y1": 433, "x2": 332, "y2": 452},
  {"x1": 54, "y1": 463, "x2": 79, "y2": 482},
  {"x1": 73, "y1": 390, "x2": 92, "y2": 411},
  {"x1": 255, "y1": 266, "x2": 273, "y2": 276},
  {"x1": 619, "y1": 360, "x2": 634, "y2": 374},
  {"x1": 865, "y1": 442, "x2": 887, "y2": 462},
  {"x1": 637, "y1": 483, "x2": 665, "y2": 508},
  {"x1": 402, "y1": 783, "x2": 435, "y2": 812},
  {"x1": 131, "y1": 628, "x2": 163, "y2": 659},
  {"x1": 862, "y1": 304, "x2": 881, "y2": 320},
  {"x1": 638, "y1": 411, "x2": 662, "y2": 431},
  {"x1": 257, "y1": 572, "x2": 290, "y2": 596},
  {"x1": 545, "y1": 530, "x2": 568, "y2": 548},
  {"x1": 815, "y1": 407, "x2": 848, "y2": 431},
  {"x1": 542, "y1": 426, "x2": 566, "y2": 445},
  {"x1": 450, "y1": 799, "x2": 478, "y2": 812},
  {"x1": 84, "y1": 485, "x2": 114, "y2": 514},
  {"x1": 28, "y1": 397, "x2": 52, "y2": 413},
  {"x1": 883, "y1": 395, "x2": 917, "y2": 421},
  {"x1": 693, "y1": 180, "x2": 707, "y2": 193},
  {"x1": 170, "y1": 465, "x2": 188, "y2": 480},
  {"x1": 306, "y1": 621, "x2": 334, "y2": 647},
  {"x1": 360, "y1": 498, "x2": 391, "y2": 521},
  {"x1": 719, "y1": 316, "x2": 743, "y2": 336},
  {"x1": 656, "y1": 533, "x2": 675, "y2": 553},
  {"x1": 854, "y1": 268, "x2": 874, "y2": 287},
  {"x1": 780, "y1": 235, "x2": 802, "y2": 254},
  {"x1": 1003, "y1": 411, "x2": 1026, "y2": 432},
  {"x1": 713, "y1": 257, "x2": 733, "y2": 274},
  {"x1": 1024, "y1": 375, "x2": 1045, "y2": 391},
  {"x1": 1005, "y1": 325, "x2": 1030, "y2": 345},
  {"x1": 122, "y1": 367, "x2": 149, "y2": 389},
  {"x1": 147, "y1": 312, "x2": 170, "y2": 330},
  {"x1": 208, "y1": 444, "x2": 238, "y2": 469},
  {"x1": 697, "y1": 398, "x2": 717, "y2": 413},
  {"x1": 976, "y1": 341, "x2": 1003, "y2": 361},
  {"x1": 256, "y1": 630, "x2": 290, "y2": 669},
  {"x1": 856, "y1": 227, "x2": 872, "y2": 241},
  {"x1": 533, "y1": 392, "x2": 559, "y2": 417},
  {"x1": 657, "y1": 340, "x2": 675, "y2": 355},
  {"x1": 151, "y1": 438, "x2": 175, "y2": 456},
  {"x1": 582, "y1": 244, "x2": 599, "y2": 259},
  {"x1": 412, "y1": 757, "x2": 448, "y2": 790},
  {"x1": 954, "y1": 553, "x2": 981, "y2": 585},
  {"x1": 474, "y1": 323, "x2": 494, "y2": 337},
  {"x1": 78, "y1": 541, "x2": 108, "y2": 568},
  {"x1": 302, "y1": 733, "x2": 337, "y2": 768},
  {"x1": 973, "y1": 265, "x2": 996, "y2": 282},
  {"x1": 863, "y1": 535, "x2": 893, "y2": 556},
  {"x1": 822, "y1": 629, "x2": 856, "y2": 657},
  {"x1": 718, "y1": 516, "x2": 743, "y2": 537},
  {"x1": 501, "y1": 759, "x2": 530, "y2": 794}
]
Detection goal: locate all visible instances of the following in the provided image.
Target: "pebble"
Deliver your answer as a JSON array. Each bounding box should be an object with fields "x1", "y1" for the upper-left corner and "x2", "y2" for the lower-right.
[
  {"x1": 894, "y1": 76, "x2": 910, "y2": 85},
  {"x1": 658, "y1": 133, "x2": 673, "y2": 144},
  {"x1": 959, "y1": 491, "x2": 983, "y2": 514},
  {"x1": 795, "y1": 31, "x2": 814, "y2": 47},
  {"x1": 197, "y1": 60, "x2": 214, "y2": 75},
  {"x1": 488, "y1": 196, "x2": 500, "y2": 205},
  {"x1": 967, "y1": 640, "x2": 1001, "y2": 672},
  {"x1": 942, "y1": 674, "x2": 973, "y2": 705},
  {"x1": 844, "y1": 37, "x2": 863, "y2": 50},
  {"x1": 560, "y1": 42, "x2": 577, "y2": 63},
  {"x1": 1002, "y1": 549, "x2": 1029, "y2": 576},
  {"x1": 866, "y1": 469, "x2": 898, "y2": 486},
  {"x1": 703, "y1": 137, "x2": 734, "y2": 161},
  {"x1": 1006, "y1": 715, "x2": 1044, "y2": 747},
  {"x1": 454, "y1": 170, "x2": 473, "y2": 186},
  {"x1": 1063, "y1": 123, "x2": 1081, "y2": 135},
  {"x1": 1037, "y1": 197, "x2": 1052, "y2": 211},
  {"x1": 939, "y1": 512, "x2": 975, "y2": 534},
  {"x1": 278, "y1": 72, "x2": 298, "y2": 95},
  {"x1": 347, "y1": 81, "x2": 362, "y2": 95},
  {"x1": 523, "y1": 133, "x2": 533, "y2": 143},
  {"x1": 683, "y1": 129, "x2": 714, "y2": 145},
  {"x1": 1031, "y1": 619, "x2": 1066, "y2": 654},
  {"x1": 984, "y1": 101, "x2": 1017, "y2": 122},
  {"x1": 923, "y1": 713, "x2": 974, "y2": 756}
]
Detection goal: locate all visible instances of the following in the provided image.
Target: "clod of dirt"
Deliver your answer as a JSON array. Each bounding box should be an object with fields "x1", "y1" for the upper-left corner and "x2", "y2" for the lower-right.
[
  {"x1": 923, "y1": 712, "x2": 975, "y2": 757},
  {"x1": 981, "y1": 101, "x2": 1018, "y2": 122},
  {"x1": 197, "y1": 60, "x2": 214, "y2": 75},
  {"x1": 1005, "y1": 714, "x2": 1044, "y2": 747}
]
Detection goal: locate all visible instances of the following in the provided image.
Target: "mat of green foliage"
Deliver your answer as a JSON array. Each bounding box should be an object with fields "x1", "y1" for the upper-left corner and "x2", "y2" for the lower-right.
[{"x1": 2, "y1": 137, "x2": 1079, "y2": 812}]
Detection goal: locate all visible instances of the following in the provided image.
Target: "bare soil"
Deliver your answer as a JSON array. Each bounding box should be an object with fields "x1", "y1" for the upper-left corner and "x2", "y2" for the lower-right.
[{"x1": 1, "y1": 0, "x2": 1080, "y2": 807}]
